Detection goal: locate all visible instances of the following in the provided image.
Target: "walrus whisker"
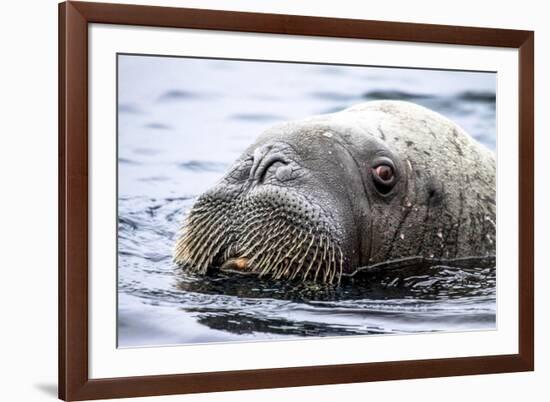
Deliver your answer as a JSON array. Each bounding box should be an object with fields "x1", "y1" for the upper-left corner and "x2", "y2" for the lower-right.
[
  {"x1": 284, "y1": 231, "x2": 309, "y2": 277},
  {"x1": 238, "y1": 213, "x2": 278, "y2": 245},
  {"x1": 237, "y1": 207, "x2": 272, "y2": 230},
  {"x1": 321, "y1": 235, "x2": 328, "y2": 267},
  {"x1": 290, "y1": 232, "x2": 315, "y2": 280},
  {"x1": 250, "y1": 247, "x2": 269, "y2": 276},
  {"x1": 314, "y1": 240, "x2": 327, "y2": 283},
  {"x1": 336, "y1": 247, "x2": 344, "y2": 285},
  {"x1": 245, "y1": 224, "x2": 281, "y2": 264},
  {"x1": 186, "y1": 207, "x2": 221, "y2": 227},
  {"x1": 174, "y1": 228, "x2": 201, "y2": 263},
  {"x1": 329, "y1": 245, "x2": 340, "y2": 284},
  {"x1": 184, "y1": 218, "x2": 230, "y2": 269},
  {"x1": 198, "y1": 229, "x2": 234, "y2": 271},
  {"x1": 189, "y1": 221, "x2": 226, "y2": 266},
  {"x1": 330, "y1": 244, "x2": 338, "y2": 283},
  {"x1": 257, "y1": 255, "x2": 274, "y2": 277},
  {"x1": 331, "y1": 244, "x2": 338, "y2": 283},
  {"x1": 321, "y1": 244, "x2": 336, "y2": 283},
  {"x1": 272, "y1": 240, "x2": 292, "y2": 279},
  {"x1": 237, "y1": 226, "x2": 267, "y2": 254},
  {"x1": 302, "y1": 244, "x2": 319, "y2": 281},
  {"x1": 176, "y1": 230, "x2": 200, "y2": 256},
  {"x1": 254, "y1": 226, "x2": 289, "y2": 269},
  {"x1": 253, "y1": 245, "x2": 278, "y2": 276},
  {"x1": 258, "y1": 226, "x2": 289, "y2": 273},
  {"x1": 283, "y1": 230, "x2": 318, "y2": 279},
  {"x1": 183, "y1": 211, "x2": 226, "y2": 253},
  {"x1": 222, "y1": 244, "x2": 232, "y2": 262},
  {"x1": 271, "y1": 232, "x2": 299, "y2": 279},
  {"x1": 272, "y1": 231, "x2": 297, "y2": 270},
  {"x1": 185, "y1": 203, "x2": 229, "y2": 229},
  {"x1": 313, "y1": 259, "x2": 323, "y2": 283},
  {"x1": 248, "y1": 236, "x2": 278, "y2": 268},
  {"x1": 279, "y1": 240, "x2": 299, "y2": 278}
]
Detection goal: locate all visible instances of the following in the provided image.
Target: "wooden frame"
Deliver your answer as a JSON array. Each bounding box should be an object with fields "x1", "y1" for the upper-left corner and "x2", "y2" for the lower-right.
[{"x1": 59, "y1": 1, "x2": 534, "y2": 400}]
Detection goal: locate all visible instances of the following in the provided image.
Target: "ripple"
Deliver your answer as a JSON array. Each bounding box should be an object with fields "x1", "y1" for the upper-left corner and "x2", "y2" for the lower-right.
[
  {"x1": 144, "y1": 122, "x2": 172, "y2": 130},
  {"x1": 310, "y1": 91, "x2": 359, "y2": 101},
  {"x1": 455, "y1": 91, "x2": 496, "y2": 103},
  {"x1": 118, "y1": 103, "x2": 142, "y2": 114},
  {"x1": 139, "y1": 176, "x2": 170, "y2": 182},
  {"x1": 157, "y1": 89, "x2": 208, "y2": 103},
  {"x1": 133, "y1": 148, "x2": 160, "y2": 156},
  {"x1": 230, "y1": 113, "x2": 285, "y2": 122},
  {"x1": 178, "y1": 160, "x2": 228, "y2": 172},
  {"x1": 118, "y1": 157, "x2": 139, "y2": 165},
  {"x1": 362, "y1": 90, "x2": 433, "y2": 100}
]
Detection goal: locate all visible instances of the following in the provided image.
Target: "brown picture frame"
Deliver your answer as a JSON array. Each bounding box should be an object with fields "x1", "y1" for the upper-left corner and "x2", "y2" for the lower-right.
[{"x1": 59, "y1": 1, "x2": 534, "y2": 400}]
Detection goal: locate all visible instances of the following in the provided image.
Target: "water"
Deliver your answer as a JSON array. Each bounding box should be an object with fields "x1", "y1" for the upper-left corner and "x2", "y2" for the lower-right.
[{"x1": 117, "y1": 55, "x2": 497, "y2": 347}]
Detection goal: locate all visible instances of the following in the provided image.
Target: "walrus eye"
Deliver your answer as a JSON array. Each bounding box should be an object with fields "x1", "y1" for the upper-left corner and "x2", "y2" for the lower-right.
[
  {"x1": 375, "y1": 165, "x2": 393, "y2": 181},
  {"x1": 372, "y1": 160, "x2": 396, "y2": 194}
]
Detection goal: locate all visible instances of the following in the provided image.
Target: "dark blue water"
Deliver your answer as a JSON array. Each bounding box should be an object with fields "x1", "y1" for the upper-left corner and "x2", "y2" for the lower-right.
[{"x1": 117, "y1": 55, "x2": 496, "y2": 347}]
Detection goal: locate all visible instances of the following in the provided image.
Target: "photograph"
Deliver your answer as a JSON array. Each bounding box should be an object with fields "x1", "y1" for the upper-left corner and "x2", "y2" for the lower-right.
[
  {"x1": 51, "y1": 1, "x2": 536, "y2": 400},
  {"x1": 117, "y1": 54, "x2": 497, "y2": 348}
]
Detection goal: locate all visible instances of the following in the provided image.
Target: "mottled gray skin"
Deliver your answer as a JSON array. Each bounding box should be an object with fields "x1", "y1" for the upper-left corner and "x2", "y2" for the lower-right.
[{"x1": 174, "y1": 101, "x2": 496, "y2": 283}]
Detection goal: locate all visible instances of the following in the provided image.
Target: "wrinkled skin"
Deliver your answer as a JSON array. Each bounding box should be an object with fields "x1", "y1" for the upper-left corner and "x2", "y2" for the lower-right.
[{"x1": 174, "y1": 101, "x2": 496, "y2": 284}]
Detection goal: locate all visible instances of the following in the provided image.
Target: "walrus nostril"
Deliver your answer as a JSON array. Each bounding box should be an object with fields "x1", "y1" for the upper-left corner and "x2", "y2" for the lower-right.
[{"x1": 249, "y1": 147, "x2": 288, "y2": 183}]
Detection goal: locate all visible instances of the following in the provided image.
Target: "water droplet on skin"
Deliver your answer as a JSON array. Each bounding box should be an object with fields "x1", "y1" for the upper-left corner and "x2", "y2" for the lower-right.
[
  {"x1": 437, "y1": 231, "x2": 443, "y2": 239},
  {"x1": 399, "y1": 233, "x2": 405, "y2": 240},
  {"x1": 322, "y1": 131, "x2": 333, "y2": 138}
]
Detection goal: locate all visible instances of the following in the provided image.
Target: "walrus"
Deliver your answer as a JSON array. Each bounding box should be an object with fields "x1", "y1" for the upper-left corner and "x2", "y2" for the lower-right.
[{"x1": 174, "y1": 101, "x2": 496, "y2": 284}]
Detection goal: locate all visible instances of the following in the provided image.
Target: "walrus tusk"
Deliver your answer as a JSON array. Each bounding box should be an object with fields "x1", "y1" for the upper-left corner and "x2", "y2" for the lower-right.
[{"x1": 221, "y1": 257, "x2": 250, "y2": 271}]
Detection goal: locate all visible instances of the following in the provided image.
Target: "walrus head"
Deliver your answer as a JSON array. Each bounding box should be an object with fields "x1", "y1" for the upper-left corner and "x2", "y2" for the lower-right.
[
  {"x1": 175, "y1": 102, "x2": 497, "y2": 283},
  {"x1": 174, "y1": 112, "x2": 407, "y2": 284}
]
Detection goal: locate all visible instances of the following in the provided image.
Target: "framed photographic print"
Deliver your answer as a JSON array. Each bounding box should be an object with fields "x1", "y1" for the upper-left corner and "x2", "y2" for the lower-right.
[{"x1": 59, "y1": 1, "x2": 534, "y2": 400}]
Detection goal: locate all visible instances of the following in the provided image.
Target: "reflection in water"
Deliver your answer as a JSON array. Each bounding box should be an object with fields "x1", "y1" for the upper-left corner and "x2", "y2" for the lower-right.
[{"x1": 117, "y1": 55, "x2": 497, "y2": 347}]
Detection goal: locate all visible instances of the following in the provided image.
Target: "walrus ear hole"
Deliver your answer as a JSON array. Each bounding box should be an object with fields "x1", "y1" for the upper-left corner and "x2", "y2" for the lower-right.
[{"x1": 371, "y1": 161, "x2": 396, "y2": 195}]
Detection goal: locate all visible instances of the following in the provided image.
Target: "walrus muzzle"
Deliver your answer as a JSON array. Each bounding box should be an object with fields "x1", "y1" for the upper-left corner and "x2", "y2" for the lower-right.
[{"x1": 174, "y1": 143, "x2": 348, "y2": 284}]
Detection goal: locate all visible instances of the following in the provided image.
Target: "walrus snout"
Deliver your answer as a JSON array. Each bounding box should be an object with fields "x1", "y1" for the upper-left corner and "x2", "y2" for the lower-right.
[{"x1": 174, "y1": 158, "x2": 349, "y2": 283}]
